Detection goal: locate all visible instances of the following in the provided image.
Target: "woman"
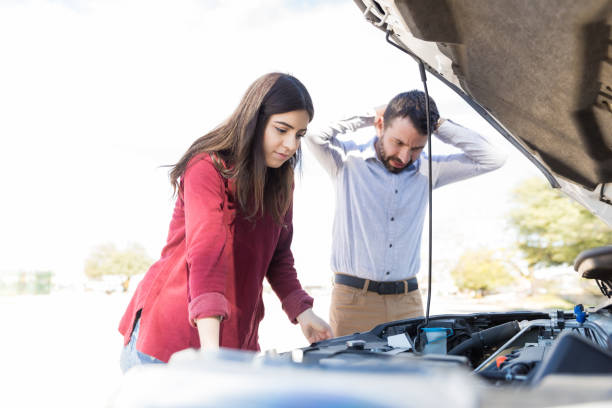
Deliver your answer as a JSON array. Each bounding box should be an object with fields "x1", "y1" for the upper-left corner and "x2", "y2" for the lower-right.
[{"x1": 119, "y1": 73, "x2": 333, "y2": 372}]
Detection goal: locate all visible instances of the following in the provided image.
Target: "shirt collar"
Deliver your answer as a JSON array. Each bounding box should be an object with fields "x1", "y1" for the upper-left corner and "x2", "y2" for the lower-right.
[{"x1": 363, "y1": 135, "x2": 379, "y2": 161}]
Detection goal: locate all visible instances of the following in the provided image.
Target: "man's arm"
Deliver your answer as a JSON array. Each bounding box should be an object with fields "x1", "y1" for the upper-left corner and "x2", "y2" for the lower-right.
[
  {"x1": 429, "y1": 119, "x2": 508, "y2": 188},
  {"x1": 305, "y1": 110, "x2": 376, "y2": 176}
]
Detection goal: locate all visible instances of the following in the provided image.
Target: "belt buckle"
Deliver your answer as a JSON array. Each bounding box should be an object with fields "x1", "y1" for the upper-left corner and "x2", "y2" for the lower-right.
[{"x1": 377, "y1": 281, "x2": 396, "y2": 295}]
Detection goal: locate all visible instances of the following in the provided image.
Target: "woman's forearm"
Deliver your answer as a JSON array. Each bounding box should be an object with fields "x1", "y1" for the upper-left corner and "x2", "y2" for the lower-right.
[{"x1": 195, "y1": 317, "x2": 221, "y2": 350}]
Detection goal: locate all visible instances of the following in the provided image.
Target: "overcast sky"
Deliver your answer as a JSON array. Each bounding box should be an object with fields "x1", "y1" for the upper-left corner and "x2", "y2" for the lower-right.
[{"x1": 0, "y1": 0, "x2": 543, "y2": 285}]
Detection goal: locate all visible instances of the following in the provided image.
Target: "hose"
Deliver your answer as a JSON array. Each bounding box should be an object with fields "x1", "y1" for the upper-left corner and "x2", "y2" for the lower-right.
[{"x1": 448, "y1": 321, "x2": 521, "y2": 356}]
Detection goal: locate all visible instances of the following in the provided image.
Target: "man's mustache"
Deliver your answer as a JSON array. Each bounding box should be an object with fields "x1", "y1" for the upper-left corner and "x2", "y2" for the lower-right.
[{"x1": 389, "y1": 157, "x2": 412, "y2": 168}]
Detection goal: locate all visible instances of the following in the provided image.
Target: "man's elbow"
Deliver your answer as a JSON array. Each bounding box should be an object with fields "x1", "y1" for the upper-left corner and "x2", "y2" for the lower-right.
[
  {"x1": 482, "y1": 148, "x2": 508, "y2": 172},
  {"x1": 303, "y1": 132, "x2": 319, "y2": 148}
]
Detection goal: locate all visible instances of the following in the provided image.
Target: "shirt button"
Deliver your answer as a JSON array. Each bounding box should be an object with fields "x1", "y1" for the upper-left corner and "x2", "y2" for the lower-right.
[
  {"x1": 395, "y1": 189, "x2": 398, "y2": 194},
  {"x1": 386, "y1": 271, "x2": 390, "y2": 275},
  {"x1": 390, "y1": 217, "x2": 394, "y2": 221},
  {"x1": 389, "y1": 244, "x2": 393, "y2": 248}
]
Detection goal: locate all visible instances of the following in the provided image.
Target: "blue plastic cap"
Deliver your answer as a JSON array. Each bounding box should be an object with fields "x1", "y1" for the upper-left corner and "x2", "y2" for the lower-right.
[{"x1": 574, "y1": 304, "x2": 586, "y2": 323}]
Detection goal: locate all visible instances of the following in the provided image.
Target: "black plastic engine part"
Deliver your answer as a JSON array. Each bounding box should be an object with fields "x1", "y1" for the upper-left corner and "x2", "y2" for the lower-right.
[
  {"x1": 530, "y1": 331, "x2": 612, "y2": 383},
  {"x1": 574, "y1": 245, "x2": 612, "y2": 298},
  {"x1": 574, "y1": 245, "x2": 612, "y2": 280},
  {"x1": 447, "y1": 321, "x2": 521, "y2": 356},
  {"x1": 500, "y1": 345, "x2": 547, "y2": 375}
]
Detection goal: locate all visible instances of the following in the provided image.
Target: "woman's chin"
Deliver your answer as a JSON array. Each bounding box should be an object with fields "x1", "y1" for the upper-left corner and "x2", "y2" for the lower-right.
[{"x1": 265, "y1": 158, "x2": 286, "y2": 168}]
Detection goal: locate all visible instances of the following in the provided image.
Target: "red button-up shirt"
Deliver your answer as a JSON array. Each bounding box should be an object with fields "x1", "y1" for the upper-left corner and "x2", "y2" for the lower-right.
[{"x1": 118, "y1": 153, "x2": 314, "y2": 362}]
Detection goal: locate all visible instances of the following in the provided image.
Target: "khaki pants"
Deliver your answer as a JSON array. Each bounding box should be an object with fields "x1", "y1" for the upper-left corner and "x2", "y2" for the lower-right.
[{"x1": 329, "y1": 278, "x2": 424, "y2": 337}]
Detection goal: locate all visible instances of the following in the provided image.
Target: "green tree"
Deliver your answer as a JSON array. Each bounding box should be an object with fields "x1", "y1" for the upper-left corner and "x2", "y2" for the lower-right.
[
  {"x1": 84, "y1": 243, "x2": 153, "y2": 292},
  {"x1": 509, "y1": 178, "x2": 612, "y2": 268},
  {"x1": 450, "y1": 248, "x2": 515, "y2": 296}
]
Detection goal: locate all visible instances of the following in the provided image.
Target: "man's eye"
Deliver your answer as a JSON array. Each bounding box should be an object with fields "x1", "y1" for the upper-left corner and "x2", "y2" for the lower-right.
[{"x1": 275, "y1": 127, "x2": 287, "y2": 134}]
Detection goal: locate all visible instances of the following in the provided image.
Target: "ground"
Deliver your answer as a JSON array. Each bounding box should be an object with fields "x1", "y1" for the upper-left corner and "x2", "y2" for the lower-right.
[{"x1": 0, "y1": 288, "x2": 581, "y2": 407}]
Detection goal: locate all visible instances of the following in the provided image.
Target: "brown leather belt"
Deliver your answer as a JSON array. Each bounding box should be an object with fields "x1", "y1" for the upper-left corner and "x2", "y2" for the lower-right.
[{"x1": 335, "y1": 274, "x2": 418, "y2": 295}]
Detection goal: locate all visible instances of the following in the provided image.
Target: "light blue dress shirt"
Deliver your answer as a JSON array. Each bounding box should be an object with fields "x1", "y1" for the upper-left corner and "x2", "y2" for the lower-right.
[{"x1": 305, "y1": 111, "x2": 507, "y2": 282}]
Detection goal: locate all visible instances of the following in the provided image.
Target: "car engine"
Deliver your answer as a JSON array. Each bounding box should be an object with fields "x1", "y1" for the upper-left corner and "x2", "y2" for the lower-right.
[{"x1": 288, "y1": 306, "x2": 612, "y2": 386}]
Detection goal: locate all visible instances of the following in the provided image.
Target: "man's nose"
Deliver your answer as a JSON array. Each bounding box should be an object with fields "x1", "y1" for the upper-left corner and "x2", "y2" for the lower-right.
[{"x1": 398, "y1": 148, "x2": 411, "y2": 164}]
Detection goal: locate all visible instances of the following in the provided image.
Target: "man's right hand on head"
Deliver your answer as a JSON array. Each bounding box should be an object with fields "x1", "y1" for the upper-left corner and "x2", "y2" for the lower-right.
[{"x1": 374, "y1": 105, "x2": 387, "y2": 126}]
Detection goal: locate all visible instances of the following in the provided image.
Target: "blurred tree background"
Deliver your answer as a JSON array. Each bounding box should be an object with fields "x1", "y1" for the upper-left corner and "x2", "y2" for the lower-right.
[
  {"x1": 450, "y1": 249, "x2": 515, "y2": 296},
  {"x1": 450, "y1": 177, "x2": 611, "y2": 306},
  {"x1": 509, "y1": 178, "x2": 612, "y2": 268},
  {"x1": 84, "y1": 243, "x2": 152, "y2": 292},
  {"x1": 506, "y1": 177, "x2": 612, "y2": 303},
  {"x1": 0, "y1": 270, "x2": 54, "y2": 295}
]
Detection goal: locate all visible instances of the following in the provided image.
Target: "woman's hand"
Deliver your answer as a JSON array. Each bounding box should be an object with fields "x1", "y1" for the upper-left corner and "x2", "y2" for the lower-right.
[{"x1": 296, "y1": 308, "x2": 333, "y2": 344}]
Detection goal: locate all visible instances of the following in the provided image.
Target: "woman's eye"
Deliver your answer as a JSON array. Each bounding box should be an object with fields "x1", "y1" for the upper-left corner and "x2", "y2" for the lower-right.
[
  {"x1": 275, "y1": 127, "x2": 287, "y2": 134},
  {"x1": 296, "y1": 133, "x2": 305, "y2": 139}
]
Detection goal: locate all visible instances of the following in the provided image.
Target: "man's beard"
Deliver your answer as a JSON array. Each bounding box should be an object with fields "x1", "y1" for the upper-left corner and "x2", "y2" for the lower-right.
[{"x1": 377, "y1": 140, "x2": 412, "y2": 174}]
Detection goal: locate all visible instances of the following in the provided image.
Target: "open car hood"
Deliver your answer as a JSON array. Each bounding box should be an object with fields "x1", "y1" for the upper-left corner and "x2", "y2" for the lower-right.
[{"x1": 355, "y1": 0, "x2": 612, "y2": 225}]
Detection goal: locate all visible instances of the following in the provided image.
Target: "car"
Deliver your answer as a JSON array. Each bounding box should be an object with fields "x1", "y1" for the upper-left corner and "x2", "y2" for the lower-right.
[{"x1": 110, "y1": 1, "x2": 612, "y2": 406}]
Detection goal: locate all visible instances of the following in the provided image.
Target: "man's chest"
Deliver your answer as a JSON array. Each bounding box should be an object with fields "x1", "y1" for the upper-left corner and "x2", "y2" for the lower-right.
[{"x1": 339, "y1": 159, "x2": 428, "y2": 212}]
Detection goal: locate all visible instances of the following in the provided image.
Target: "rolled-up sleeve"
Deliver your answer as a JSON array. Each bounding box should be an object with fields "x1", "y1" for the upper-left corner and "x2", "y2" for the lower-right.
[
  {"x1": 266, "y1": 205, "x2": 314, "y2": 323},
  {"x1": 182, "y1": 156, "x2": 232, "y2": 325}
]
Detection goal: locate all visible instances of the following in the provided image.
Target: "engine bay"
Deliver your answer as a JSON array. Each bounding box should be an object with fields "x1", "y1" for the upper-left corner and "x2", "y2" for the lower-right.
[{"x1": 289, "y1": 307, "x2": 612, "y2": 386}]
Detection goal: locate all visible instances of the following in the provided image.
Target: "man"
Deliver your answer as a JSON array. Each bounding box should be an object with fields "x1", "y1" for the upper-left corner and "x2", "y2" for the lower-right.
[{"x1": 305, "y1": 90, "x2": 507, "y2": 336}]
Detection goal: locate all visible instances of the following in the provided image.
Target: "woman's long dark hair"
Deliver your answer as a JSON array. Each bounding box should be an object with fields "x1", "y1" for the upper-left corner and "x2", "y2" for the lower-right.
[{"x1": 170, "y1": 73, "x2": 314, "y2": 224}]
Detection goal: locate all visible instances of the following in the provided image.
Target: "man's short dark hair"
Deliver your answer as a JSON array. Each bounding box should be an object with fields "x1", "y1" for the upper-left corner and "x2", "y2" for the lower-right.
[{"x1": 383, "y1": 90, "x2": 440, "y2": 135}]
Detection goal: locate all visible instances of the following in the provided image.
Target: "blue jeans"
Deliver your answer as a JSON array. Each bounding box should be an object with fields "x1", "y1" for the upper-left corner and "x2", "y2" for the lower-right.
[{"x1": 120, "y1": 317, "x2": 165, "y2": 373}]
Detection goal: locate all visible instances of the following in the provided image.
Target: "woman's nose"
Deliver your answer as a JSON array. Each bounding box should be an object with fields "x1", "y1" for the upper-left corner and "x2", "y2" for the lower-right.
[{"x1": 283, "y1": 134, "x2": 299, "y2": 152}]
